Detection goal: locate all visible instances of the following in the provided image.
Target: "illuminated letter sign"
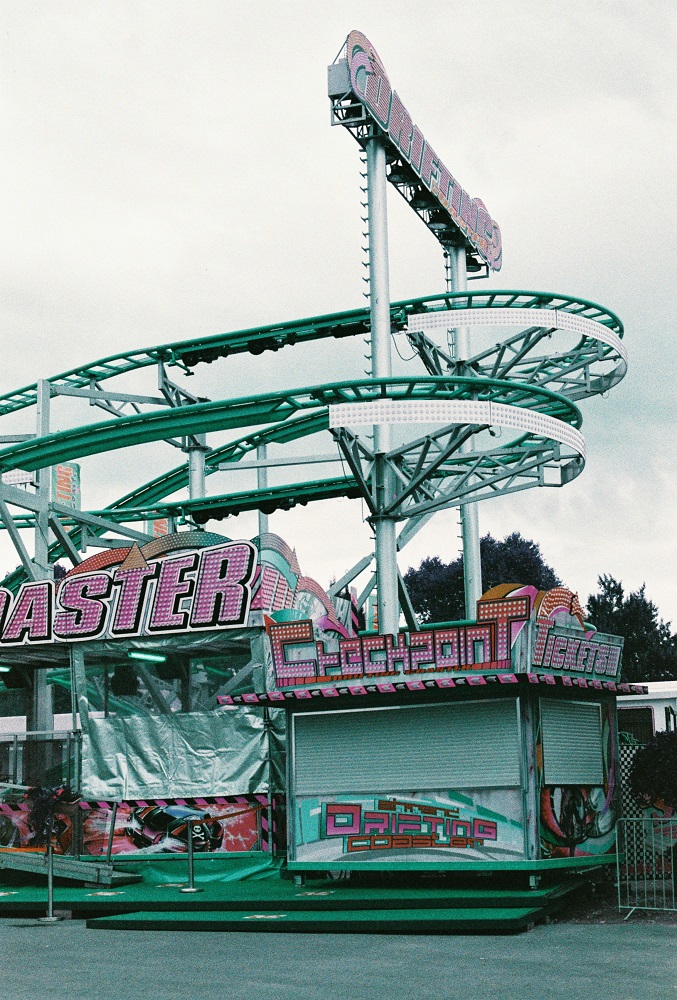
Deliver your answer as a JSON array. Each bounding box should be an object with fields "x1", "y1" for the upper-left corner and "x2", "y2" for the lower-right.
[
  {"x1": 336, "y1": 30, "x2": 502, "y2": 271},
  {"x1": 0, "y1": 541, "x2": 257, "y2": 646}
]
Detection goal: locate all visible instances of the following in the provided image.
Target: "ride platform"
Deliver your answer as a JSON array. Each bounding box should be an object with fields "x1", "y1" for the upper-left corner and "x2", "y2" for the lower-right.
[{"x1": 0, "y1": 853, "x2": 593, "y2": 934}]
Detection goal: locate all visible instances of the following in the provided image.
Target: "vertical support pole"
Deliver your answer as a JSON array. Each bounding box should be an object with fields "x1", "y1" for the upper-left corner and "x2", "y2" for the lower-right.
[
  {"x1": 180, "y1": 818, "x2": 203, "y2": 893},
  {"x1": 65, "y1": 730, "x2": 71, "y2": 788},
  {"x1": 73, "y1": 731, "x2": 81, "y2": 800},
  {"x1": 366, "y1": 136, "x2": 398, "y2": 637},
  {"x1": 446, "y1": 245, "x2": 482, "y2": 618},
  {"x1": 34, "y1": 379, "x2": 51, "y2": 574},
  {"x1": 187, "y1": 435, "x2": 206, "y2": 500},
  {"x1": 519, "y1": 691, "x2": 540, "y2": 862},
  {"x1": 38, "y1": 819, "x2": 62, "y2": 923},
  {"x1": 257, "y1": 443, "x2": 269, "y2": 537},
  {"x1": 70, "y1": 646, "x2": 90, "y2": 739},
  {"x1": 264, "y1": 707, "x2": 274, "y2": 855},
  {"x1": 46, "y1": 842, "x2": 55, "y2": 918},
  {"x1": 67, "y1": 646, "x2": 85, "y2": 848},
  {"x1": 70, "y1": 650, "x2": 78, "y2": 733},
  {"x1": 105, "y1": 801, "x2": 118, "y2": 866},
  {"x1": 32, "y1": 379, "x2": 53, "y2": 737},
  {"x1": 12, "y1": 734, "x2": 18, "y2": 784}
]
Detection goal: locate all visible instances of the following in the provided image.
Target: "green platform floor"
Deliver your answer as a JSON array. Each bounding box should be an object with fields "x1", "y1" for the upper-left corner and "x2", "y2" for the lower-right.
[
  {"x1": 0, "y1": 853, "x2": 591, "y2": 933},
  {"x1": 86, "y1": 905, "x2": 545, "y2": 934}
]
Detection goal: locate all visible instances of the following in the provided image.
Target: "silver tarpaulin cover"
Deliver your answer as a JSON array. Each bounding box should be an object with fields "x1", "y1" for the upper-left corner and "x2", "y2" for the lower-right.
[{"x1": 81, "y1": 709, "x2": 269, "y2": 800}]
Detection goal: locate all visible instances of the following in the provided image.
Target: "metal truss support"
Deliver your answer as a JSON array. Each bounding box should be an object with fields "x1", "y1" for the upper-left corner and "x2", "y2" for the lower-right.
[
  {"x1": 135, "y1": 665, "x2": 173, "y2": 715},
  {"x1": 327, "y1": 553, "x2": 374, "y2": 599},
  {"x1": 0, "y1": 500, "x2": 39, "y2": 581},
  {"x1": 54, "y1": 384, "x2": 168, "y2": 410},
  {"x1": 50, "y1": 503, "x2": 151, "y2": 544},
  {"x1": 397, "y1": 571, "x2": 419, "y2": 632},
  {"x1": 79, "y1": 530, "x2": 132, "y2": 550},
  {"x1": 0, "y1": 483, "x2": 43, "y2": 512},
  {"x1": 70, "y1": 645, "x2": 90, "y2": 739},
  {"x1": 331, "y1": 427, "x2": 375, "y2": 512},
  {"x1": 32, "y1": 380, "x2": 53, "y2": 733},
  {"x1": 356, "y1": 572, "x2": 377, "y2": 614},
  {"x1": 187, "y1": 435, "x2": 207, "y2": 501},
  {"x1": 158, "y1": 363, "x2": 212, "y2": 452},
  {"x1": 47, "y1": 514, "x2": 81, "y2": 567},
  {"x1": 446, "y1": 245, "x2": 482, "y2": 618},
  {"x1": 34, "y1": 380, "x2": 51, "y2": 576},
  {"x1": 220, "y1": 659, "x2": 259, "y2": 697},
  {"x1": 366, "y1": 135, "x2": 399, "y2": 637}
]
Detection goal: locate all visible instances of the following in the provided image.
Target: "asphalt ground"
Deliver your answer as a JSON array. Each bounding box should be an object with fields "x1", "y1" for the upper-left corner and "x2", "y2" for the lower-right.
[{"x1": 0, "y1": 919, "x2": 675, "y2": 1000}]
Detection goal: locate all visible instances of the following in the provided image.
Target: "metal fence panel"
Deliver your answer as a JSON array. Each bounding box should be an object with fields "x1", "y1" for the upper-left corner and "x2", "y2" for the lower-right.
[
  {"x1": 617, "y1": 817, "x2": 677, "y2": 912},
  {"x1": 0, "y1": 731, "x2": 80, "y2": 791}
]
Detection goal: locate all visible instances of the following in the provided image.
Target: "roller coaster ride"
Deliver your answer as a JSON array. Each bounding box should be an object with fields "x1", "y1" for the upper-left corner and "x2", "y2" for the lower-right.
[{"x1": 0, "y1": 30, "x2": 627, "y2": 641}]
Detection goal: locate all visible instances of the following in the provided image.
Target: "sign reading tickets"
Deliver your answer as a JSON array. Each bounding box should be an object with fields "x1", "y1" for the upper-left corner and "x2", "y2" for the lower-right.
[
  {"x1": 269, "y1": 584, "x2": 624, "y2": 687},
  {"x1": 339, "y1": 30, "x2": 502, "y2": 271},
  {"x1": 0, "y1": 541, "x2": 257, "y2": 645}
]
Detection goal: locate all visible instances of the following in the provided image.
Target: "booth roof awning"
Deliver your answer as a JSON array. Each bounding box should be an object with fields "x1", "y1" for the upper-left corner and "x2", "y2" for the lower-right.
[{"x1": 217, "y1": 672, "x2": 646, "y2": 709}]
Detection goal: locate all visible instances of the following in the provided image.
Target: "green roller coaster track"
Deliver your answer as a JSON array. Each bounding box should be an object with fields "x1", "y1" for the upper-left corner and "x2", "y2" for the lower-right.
[{"x1": 0, "y1": 289, "x2": 625, "y2": 593}]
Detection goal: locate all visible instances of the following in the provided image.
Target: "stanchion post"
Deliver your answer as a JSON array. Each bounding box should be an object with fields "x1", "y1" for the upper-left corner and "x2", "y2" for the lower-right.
[
  {"x1": 105, "y1": 802, "x2": 118, "y2": 866},
  {"x1": 179, "y1": 817, "x2": 203, "y2": 893},
  {"x1": 39, "y1": 822, "x2": 62, "y2": 923}
]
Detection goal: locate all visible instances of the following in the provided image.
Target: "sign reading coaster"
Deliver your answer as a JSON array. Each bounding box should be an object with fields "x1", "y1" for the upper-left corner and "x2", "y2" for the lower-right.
[{"x1": 0, "y1": 540, "x2": 258, "y2": 645}]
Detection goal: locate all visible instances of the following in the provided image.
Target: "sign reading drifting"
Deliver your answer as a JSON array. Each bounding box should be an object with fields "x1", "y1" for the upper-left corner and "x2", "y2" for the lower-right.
[{"x1": 330, "y1": 30, "x2": 502, "y2": 271}]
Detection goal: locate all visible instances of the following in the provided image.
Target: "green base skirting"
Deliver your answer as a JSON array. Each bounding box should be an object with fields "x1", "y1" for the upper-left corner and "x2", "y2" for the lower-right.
[
  {"x1": 86, "y1": 905, "x2": 545, "y2": 934},
  {"x1": 287, "y1": 855, "x2": 617, "y2": 872}
]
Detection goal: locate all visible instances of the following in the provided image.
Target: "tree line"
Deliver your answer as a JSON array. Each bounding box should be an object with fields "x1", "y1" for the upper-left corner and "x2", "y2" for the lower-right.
[{"x1": 403, "y1": 532, "x2": 677, "y2": 683}]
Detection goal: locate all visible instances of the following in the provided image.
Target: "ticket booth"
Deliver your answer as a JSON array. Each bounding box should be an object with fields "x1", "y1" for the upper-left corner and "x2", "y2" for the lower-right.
[{"x1": 236, "y1": 582, "x2": 636, "y2": 875}]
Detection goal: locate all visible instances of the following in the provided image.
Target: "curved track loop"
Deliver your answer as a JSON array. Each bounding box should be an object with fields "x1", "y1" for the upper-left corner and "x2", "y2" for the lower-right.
[
  {"x1": 0, "y1": 290, "x2": 623, "y2": 417},
  {"x1": 0, "y1": 290, "x2": 625, "y2": 589},
  {"x1": 0, "y1": 376, "x2": 579, "y2": 473}
]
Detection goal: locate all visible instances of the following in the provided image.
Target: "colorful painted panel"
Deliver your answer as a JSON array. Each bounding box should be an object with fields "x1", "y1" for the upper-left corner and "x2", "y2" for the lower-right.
[
  {"x1": 0, "y1": 796, "x2": 264, "y2": 855},
  {"x1": 0, "y1": 799, "x2": 73, "y2": 855},
  {"x1": 539, "y1": 701, "x2": 618, "y2": 858},
  {"x1": 293, "y1": 789, "x2": 524, "y2": 863},
  {"x1": 81, "y1": 798, "x2": 262, "y2": 855}
]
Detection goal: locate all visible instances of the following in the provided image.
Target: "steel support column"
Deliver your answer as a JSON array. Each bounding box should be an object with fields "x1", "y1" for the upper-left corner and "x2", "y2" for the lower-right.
[
  {"x1": 31, "y1": 379, "x2": 53, "y2": 734},
  {"x1": 187, "y1": 435, "x2": 206, "y2": 500},
  {"x1": 366, "y1": 137, "x2": 398, "y2": 636},
  {"x1": 257, "y1": 443, "x2": 269, "y2": 537},
  {"x1": 446, "y1": 245, "x2": 482, "y2": 618}
]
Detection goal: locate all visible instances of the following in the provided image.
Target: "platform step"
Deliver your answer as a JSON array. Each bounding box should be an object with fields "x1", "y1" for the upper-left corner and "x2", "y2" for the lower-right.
[
  {"x1": 0, "y1": 865, "x2": 587, "y2": 916},
  {"x1": 87, "y1": 905, "x2": 545, "y2": 934},
  {"x1": 0, "y1": 851, "x2": 142, "y2": 886}
]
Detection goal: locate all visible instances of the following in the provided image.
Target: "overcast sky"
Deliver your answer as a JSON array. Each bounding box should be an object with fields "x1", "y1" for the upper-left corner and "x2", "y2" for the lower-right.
[{"x1": 1, "y1": 2, "x2": 676, "y2": 623}]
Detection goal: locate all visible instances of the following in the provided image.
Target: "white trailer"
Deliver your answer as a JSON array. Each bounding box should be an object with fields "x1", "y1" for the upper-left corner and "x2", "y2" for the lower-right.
[{"x1": 617, "y1": 681, "x2": 677, "y2": 743}]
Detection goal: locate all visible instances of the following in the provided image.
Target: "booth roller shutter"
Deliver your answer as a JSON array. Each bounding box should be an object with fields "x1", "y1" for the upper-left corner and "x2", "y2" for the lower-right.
[
  {"x1": 292, "y1": 701, "x2": 520, "y2": 795},
  {"x1": 540, "y1": 700, "x2": 603, "y2": 786}
]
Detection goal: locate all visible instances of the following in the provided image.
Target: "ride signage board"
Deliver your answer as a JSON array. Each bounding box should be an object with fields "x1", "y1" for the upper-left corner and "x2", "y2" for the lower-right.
[
  {"x1": 0, "y1": 540, "x2": 257, "y2": 645},
  {"x1": 267, "y1": 584, "x2": 624, "y2": 688},
  {"x1": 0, "y1": 530, "x2": 352, "y2": 650},
  {"x1": 331, "y1": 30, "x2": 502, "y2": 271}
]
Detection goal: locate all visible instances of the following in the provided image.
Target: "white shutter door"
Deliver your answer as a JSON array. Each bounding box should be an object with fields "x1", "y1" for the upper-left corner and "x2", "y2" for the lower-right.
[
  {"x1": 540, "y1": 699, "x2": 604, "y2": 785},
  {"x1": 293, "y1": 700, "x2": 520, "y2": 795}
]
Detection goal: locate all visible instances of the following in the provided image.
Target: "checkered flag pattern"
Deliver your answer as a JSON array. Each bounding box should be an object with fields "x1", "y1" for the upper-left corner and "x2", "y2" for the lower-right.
[{"x1": 619, "y1": 745, "x2": 644, "y2": 819}]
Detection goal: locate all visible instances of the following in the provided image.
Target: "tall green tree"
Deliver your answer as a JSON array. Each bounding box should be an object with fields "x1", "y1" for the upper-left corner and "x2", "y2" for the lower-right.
[
  {"x1": 404, "y1": 532, "x2": 560, "y2": 625},
  {"x1": 586, "y1": 575, "x2": 677, "y2": 682}
]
